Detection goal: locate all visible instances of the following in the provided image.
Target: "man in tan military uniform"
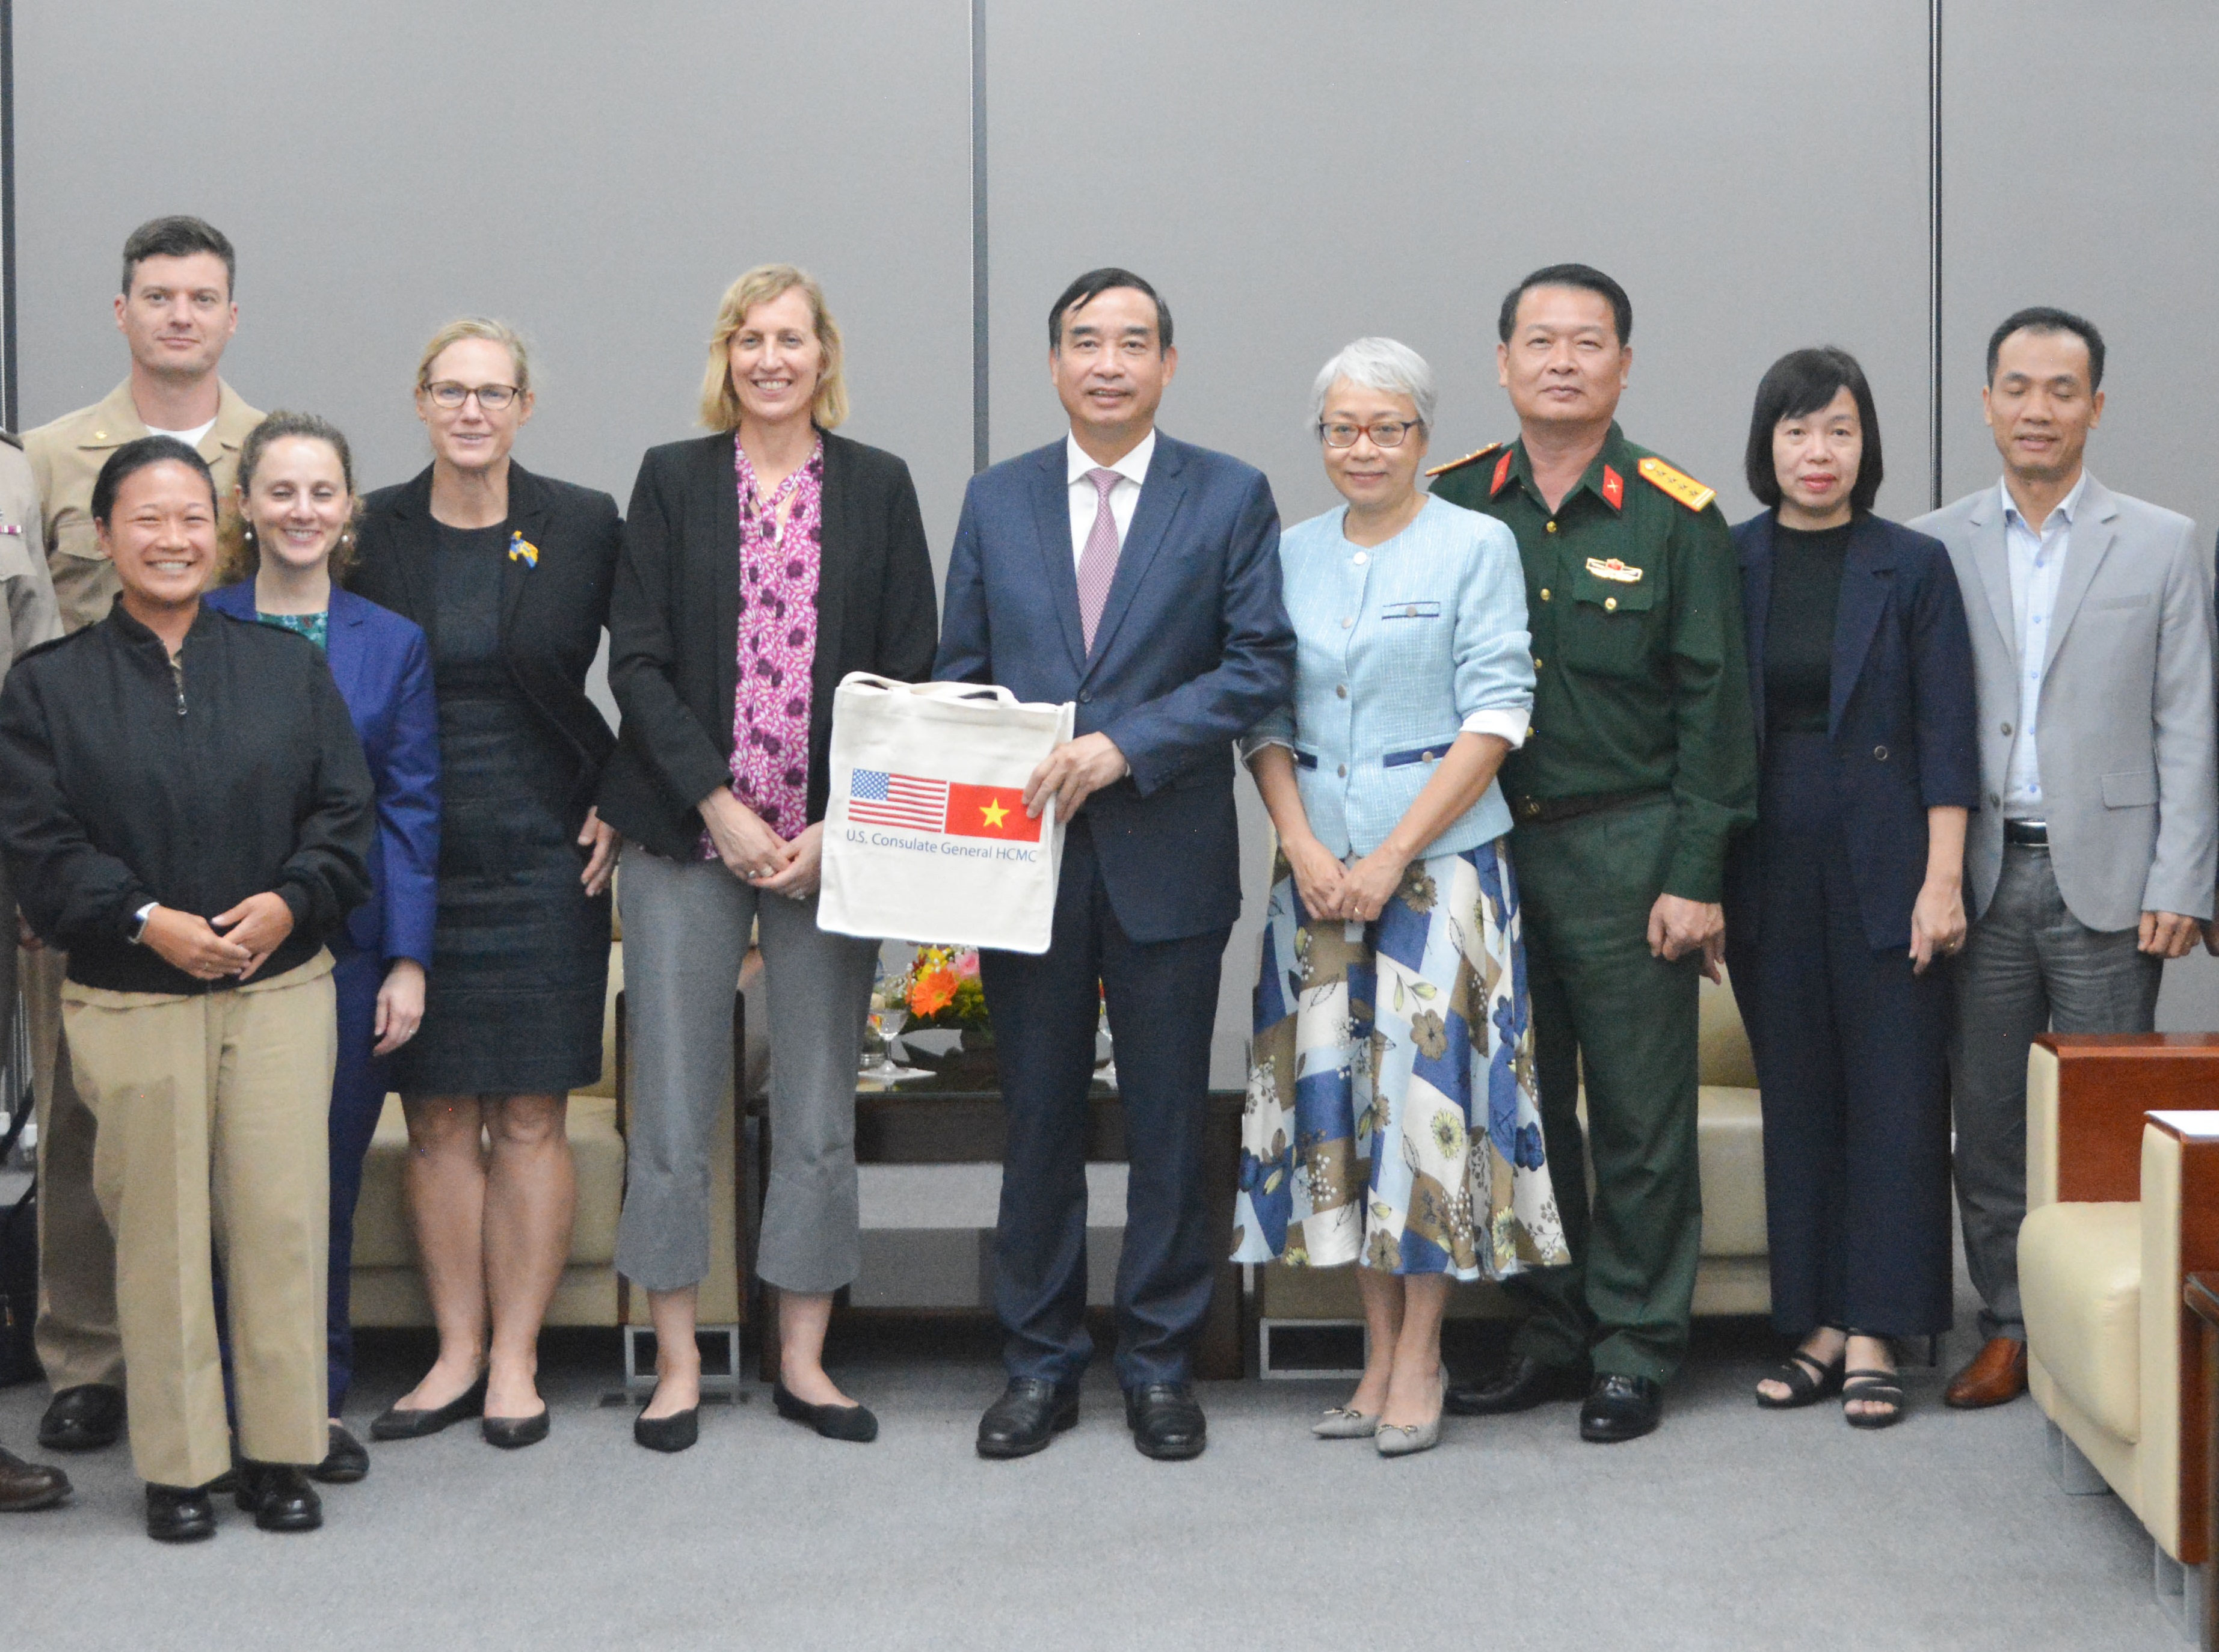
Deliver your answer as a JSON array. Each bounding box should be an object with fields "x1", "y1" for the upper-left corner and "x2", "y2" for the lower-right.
[
  {"x1": 0, "y1": 430, "x2": 69, "y2": 1511},
  {"x1": 19, "y1": 215, "x2": 261, "y2": 1453}
]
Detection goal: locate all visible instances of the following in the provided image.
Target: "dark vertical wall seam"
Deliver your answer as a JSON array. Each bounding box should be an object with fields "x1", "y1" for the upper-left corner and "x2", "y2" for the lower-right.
[
  {"x1": 971, "y1": 0, "x2": 988, "y2": 474},
  {"x1": 2, "y1": 0, "x2": 17, "y2": 435},
  {"x1": 1929, "y1": 0, "x2": 1944, "y2": 509}
]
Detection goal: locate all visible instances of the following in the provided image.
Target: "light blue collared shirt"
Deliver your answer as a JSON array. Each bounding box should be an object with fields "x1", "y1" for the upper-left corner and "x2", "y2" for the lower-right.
[
  {"x1": 2001, "y1": 470, "x2": 2088, "y2": 818},
  {"x1": 1244, "y1": 493, "x2": 1533, "y2": 859}
]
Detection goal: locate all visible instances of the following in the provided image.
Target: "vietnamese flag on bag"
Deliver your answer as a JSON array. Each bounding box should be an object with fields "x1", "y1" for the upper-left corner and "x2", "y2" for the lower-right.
[{"x1": 943, "y1": 781, "x2": 1043, "y2": 842}]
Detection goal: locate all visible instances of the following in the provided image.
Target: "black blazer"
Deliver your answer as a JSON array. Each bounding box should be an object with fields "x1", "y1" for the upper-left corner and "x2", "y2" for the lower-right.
[
  {"x1": 1722, "y1": 509, "x2": 1981, "y2": 960},
  {"x1": 349, "y1": 460, "x2": 621, "y2": 824},
  {"x1": 597, "y1": 429, "x2": 939, "y2": 860}
]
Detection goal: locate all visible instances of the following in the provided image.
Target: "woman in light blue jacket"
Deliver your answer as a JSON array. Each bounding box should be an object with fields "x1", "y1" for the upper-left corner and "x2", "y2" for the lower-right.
[{"x1": 1237, "y1": 339, "x2": 1565, "y2": 1455}]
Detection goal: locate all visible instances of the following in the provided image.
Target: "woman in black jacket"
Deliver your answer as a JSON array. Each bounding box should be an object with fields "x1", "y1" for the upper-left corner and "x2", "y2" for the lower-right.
[
  {"x1": 598, "y1": 266, "x2": 937, "y2": 1450},
  {"x1": 0, "y1": 437, "x2": 372, "y2": 1540},
  {"x1": 348, "y1": 319, "x2": 621, "y2": 1450}
]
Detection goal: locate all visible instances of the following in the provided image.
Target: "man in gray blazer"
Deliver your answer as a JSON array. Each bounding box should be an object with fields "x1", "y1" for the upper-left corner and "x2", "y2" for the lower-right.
[{"x1": 1913, "y1": 307, "x2": 2217, "y2": 1408}]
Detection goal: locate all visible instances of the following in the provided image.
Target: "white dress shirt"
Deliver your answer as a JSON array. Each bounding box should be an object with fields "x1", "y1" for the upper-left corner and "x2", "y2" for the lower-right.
[
  {"x1": 2000, "y1": 470, "x2": 2088, "y2": 819},
  {"x1": 1065, "y1": 429, "x2": 1155, "y2": 573}
]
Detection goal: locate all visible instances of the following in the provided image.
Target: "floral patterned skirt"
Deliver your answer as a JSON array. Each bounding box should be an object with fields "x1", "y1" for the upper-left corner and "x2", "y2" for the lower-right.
[{"x1": 1234, "y1": 837, "x2": 1567, "y2": 1280}]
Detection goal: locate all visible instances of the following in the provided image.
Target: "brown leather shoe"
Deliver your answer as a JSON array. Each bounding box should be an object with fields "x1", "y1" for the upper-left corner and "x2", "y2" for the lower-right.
[
  {"x1": 0, "y1": 1443, "x2": 72, "y2": 1512},
  {"x1": 1944, "y1": 1336, "x2": 2028, "y2": 1408}
]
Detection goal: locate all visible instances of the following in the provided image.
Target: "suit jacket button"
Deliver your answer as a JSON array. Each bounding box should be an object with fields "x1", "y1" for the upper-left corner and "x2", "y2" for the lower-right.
[
  {"x1": 1336, "y1": 684, "x2": 1348, "y2": 699},
  {"x1": 1337, "y1": 764, "x2": 1347, "y2": 777},
  {"x1": 2000, "y1": 722, "x2": 2012, "y2": 735},
  {"x1": 1873, "y1": 745, "x2": 1889, "y2": 761},
  {"x1": 1989, "y1": 792, "x2": 2001, "y2": 806},
  {"x1": 1079, "y1": 691, "x2": 1092, "y2": 703}
]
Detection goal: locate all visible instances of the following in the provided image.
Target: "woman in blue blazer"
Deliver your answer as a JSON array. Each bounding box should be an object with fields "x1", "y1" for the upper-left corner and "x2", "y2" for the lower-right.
[
  {"x1": 1721, "y1": 349, "x2": 1978, "y2": 1428},
  {"x1": 1236, "y1": 339, "x2": 1565, "y2": 1456},
  {"x1": 206, "y1": 411, "x2": 440, "y2": 1480}
]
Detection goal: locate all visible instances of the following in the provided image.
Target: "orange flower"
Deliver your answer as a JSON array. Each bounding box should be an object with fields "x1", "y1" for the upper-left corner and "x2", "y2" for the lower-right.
[{"x1": 909, "y1": 966, "x2": 958, "y2": 1018}]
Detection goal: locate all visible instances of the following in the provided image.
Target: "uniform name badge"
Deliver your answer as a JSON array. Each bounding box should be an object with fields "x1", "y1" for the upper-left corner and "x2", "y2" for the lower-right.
[{"x1": 1585, "y1": 557, "x2": 1643, "y2": 583}]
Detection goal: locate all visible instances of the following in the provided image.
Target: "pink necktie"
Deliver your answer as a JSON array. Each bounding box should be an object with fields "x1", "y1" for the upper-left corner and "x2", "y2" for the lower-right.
[{"x1": 1076, "y1": 467, "x2": 1121, "y2": 653}]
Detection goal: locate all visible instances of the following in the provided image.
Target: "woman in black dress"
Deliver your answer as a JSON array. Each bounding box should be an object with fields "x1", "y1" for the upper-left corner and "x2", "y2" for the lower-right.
[{"x1": 349, "y1": 319, "x2": 621, "y2": 1448}]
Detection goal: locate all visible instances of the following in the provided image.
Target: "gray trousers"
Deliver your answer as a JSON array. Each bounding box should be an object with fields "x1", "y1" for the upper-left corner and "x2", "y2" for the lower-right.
[
  {"x1": 1950, "y1": 844, "x2": 2161, "y2": 1340},
  {"x1": 614, "y1": 846, "x2": 878, "y2": 1296}
]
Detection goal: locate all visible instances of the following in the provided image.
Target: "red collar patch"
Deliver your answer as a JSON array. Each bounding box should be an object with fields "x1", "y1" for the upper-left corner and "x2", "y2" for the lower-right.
[
  {"x1": 1490, "y1": 450, "x2": 1514, "y2": 497},
  {"x1": 1601, "y1": 465, "x2": 1625, "y2": 511}
]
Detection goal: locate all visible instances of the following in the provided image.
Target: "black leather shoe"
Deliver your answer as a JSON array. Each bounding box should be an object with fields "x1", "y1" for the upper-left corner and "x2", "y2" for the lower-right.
[
  {"x1": 976, "y1": 1378, "x2": 1080, "y2": 1459},
  {"x1": 370, "y1": 1374, "x2": 487, "y2": 1441},
  {"x1": 1444, "y1": 1355, "x2": 1589, "y2": 1416},
  {"x1": 146, "y1": 1482, "x2": 217, "y2": 1543},
  {"x1": 309, "y1": 1421, "x2": 369, "y2": 1484},
  {"x1": 0, "y1": 1445, "x2": 71, "y2": 1511},
  {"x1": 1125, "y1": 1383, "x2": 1207, "y2": 1461},
  {"x1": 38, "y1": 1384, "x2": 126, "y2": 1452},
  {"x1": 235, "y1": 1463, "x2": 321, "y2": 1531},
  {"x1": 481, "y1": 1407, "x2": 550, "y2": 1449},
  {"x1": 772, "y1": 1381, "x2": 878, "y2": 1443},
  {"x1": 633, "y1": 1399, "x2": 700, "y2": 1454},
  {"x1": 1579, "y1": 1373, "x2": 1663, "y2": 1443}
]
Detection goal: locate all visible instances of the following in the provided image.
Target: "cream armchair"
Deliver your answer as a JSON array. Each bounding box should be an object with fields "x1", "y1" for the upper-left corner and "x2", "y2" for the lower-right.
[
  {"x1": 2019, "y1": 1034, "x2": 2219, "y2": 1638},
  {"x1": 1254, "y1": 969, "x2": 1768, "y2": 1370}
]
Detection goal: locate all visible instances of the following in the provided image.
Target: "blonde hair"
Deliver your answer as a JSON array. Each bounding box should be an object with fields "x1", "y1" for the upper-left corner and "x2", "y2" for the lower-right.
[
  {"x1": 416, "y1": 315, "x2": 532, "y2": 394},
  {"x1": 698, "y1": 265, "x2": 846, "y2": 432},
  {"x1": 216, "y1": 411, "x2": 363, "y2": 585}
]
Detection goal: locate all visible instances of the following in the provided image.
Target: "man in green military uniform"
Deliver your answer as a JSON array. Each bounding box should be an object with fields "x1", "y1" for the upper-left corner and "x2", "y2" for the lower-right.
[{"x1": 1429, "y1": 264, "x2": 1756, "y2": 1442}]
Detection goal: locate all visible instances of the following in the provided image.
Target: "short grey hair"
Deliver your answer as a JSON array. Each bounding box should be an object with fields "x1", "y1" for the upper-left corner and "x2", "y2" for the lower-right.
[{"x1": 1310, "y1": 336, "x2": 1436, "y2": 431}]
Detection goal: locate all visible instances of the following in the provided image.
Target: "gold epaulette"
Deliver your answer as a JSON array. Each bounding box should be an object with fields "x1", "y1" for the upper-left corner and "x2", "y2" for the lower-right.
[
  {"x1": 1637, "y1": 455, "x2": 1716, "y2": 512},
  {"x1": 1424, "y1": 441, "x2": 1503, "y2": 479}
]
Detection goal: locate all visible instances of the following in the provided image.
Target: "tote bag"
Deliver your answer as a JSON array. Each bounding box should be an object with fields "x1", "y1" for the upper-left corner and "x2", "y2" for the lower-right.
[{"x1": 817, "y1": 673, "x2": 1076, "y2": 954}]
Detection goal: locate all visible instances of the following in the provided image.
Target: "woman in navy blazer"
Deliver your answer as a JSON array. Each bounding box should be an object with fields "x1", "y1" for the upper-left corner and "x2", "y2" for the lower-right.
[
  {"x1": 206, "y1": 411, "x2": 440, "y2": 1480},
  {"x1": 1722, "y1": 349, "x2": 1978, "y2": 1429}
]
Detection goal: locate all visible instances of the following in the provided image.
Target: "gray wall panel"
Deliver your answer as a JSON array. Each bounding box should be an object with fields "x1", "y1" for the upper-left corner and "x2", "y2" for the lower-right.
[
  {"x1": 1944, "y1": 0, "x2": 2219, "y2": 1031},
  {"x1": 16, "y1": 2, "x2": 973, "y2": 556},
  {"x1": 986, "y1": 1, "x2": 1934, "y2": 1078}
]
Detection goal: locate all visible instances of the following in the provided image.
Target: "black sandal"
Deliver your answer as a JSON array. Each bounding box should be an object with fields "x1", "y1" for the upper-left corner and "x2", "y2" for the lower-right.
[
  {"x1": 1755, "y1": 1345, "x2": 1845, "y2": 1410},
  {"x1": 1841, "y1": 1368, "x2": 1906, "y2": 1429}
]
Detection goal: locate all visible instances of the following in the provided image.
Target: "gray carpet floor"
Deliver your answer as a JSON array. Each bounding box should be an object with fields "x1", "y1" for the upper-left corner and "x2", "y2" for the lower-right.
[{"x1": 1, "y1": 1286, "x2": 2187, "y2": 1651}]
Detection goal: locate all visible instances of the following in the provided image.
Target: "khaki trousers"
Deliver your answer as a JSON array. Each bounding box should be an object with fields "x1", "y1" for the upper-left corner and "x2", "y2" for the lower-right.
[
  {"x1": 20, "y1": 942, "x2": 125, "y2": 1391},
  {"x1": 63, "y1": 952, "x2": 335, "y2": 1488}
]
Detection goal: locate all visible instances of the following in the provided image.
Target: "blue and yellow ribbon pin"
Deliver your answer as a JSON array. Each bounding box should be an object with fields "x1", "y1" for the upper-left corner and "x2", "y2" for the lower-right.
[{"x1": 507, "y1": 532, "x2": 539, "y2": 568}]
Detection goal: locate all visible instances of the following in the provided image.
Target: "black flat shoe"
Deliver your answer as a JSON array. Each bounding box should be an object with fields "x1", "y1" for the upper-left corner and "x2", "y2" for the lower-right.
[
  {"x1": 976, "y1": 1378, "x2": 1080, "y2": 1459},
  {"x1": 481, "y1": 1407, "x2": 550, "y2": 1449},
  {"x1": 1125, "y1": 1383, "x2": 1207, "y2": 1461},
  {"x1": 1580, "y1": 1373, "x2": 1663, "y2": 1443},
  {"x1": 39, "y1": 1384, "x2": 126, "y2": 1452},
  {"x1": 772, "y1": 1381, "x2": 878, "y2": 1443},
  {"x1": 145, "y1": 1482, "x2": 217, "y2": 1543},
  {"x1": 309, "y1": 1421, "x2": 369, "y2": 1484},
  {"x1": 370, "y1": 1374, "x2": 487, "y2": 1442},
  {"x1": 1445, "y1": 1355, "x2": 1589, "y2": 1416},
  {"x1": 634, "y1": 1399, "x2": 700, "y2": 1453}
]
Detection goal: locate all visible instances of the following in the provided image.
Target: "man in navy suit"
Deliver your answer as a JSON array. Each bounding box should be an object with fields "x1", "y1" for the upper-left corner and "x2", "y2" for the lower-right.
[{"x1": 937, "y1": 268, "x2": 1293, "y2": 1460}]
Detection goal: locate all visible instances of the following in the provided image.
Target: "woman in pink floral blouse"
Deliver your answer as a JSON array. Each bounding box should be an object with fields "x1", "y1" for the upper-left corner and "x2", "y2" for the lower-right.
[{"x1": 599, "y1": 266, "x2": 938, "y2": 1451}]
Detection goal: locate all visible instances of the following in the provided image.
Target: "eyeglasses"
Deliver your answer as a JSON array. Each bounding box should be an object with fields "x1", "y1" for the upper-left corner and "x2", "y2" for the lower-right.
[
  {"x1": 1319, "y1": 419, "x2": 1422, "y2": 449},
  {"x1": 422, "y1": 380, "x2": 522, "y2": 411}
]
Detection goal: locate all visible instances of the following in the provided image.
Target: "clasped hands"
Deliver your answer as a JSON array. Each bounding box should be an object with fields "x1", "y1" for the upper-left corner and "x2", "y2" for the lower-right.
[
  {"x1": 701, "y1": 788, "x2": 822, "y2": 898},
  {"x1": 1284, "y1": 835, "x2": 1409, "y2": 925},
  {"x1": 143, "y1": 891, "x2": 296, "y2": 982}
]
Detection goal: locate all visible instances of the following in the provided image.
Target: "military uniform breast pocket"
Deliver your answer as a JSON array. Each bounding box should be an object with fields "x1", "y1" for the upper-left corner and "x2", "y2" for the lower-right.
[{"x1": 1562, "y1": 559, "x2": 1659, "y2": 678}]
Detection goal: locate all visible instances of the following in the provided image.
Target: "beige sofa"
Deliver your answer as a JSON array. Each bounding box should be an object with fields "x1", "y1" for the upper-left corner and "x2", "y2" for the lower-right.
[
  {"x1": 2019, "y1": 1034, "x2": 2219, "y2": 1635},
  {"x1": 1254, "y1": 969, "x2": 1769, "y2": 1368},
  {"x1": 348, "y1": 940, "x2": 747, "y2": 1342}
]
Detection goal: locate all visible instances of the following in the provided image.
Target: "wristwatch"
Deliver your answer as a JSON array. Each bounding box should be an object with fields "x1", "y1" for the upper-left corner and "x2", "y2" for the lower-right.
[{"x1": 126, "y1": 901, "x2": 157, "y2": 945}]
